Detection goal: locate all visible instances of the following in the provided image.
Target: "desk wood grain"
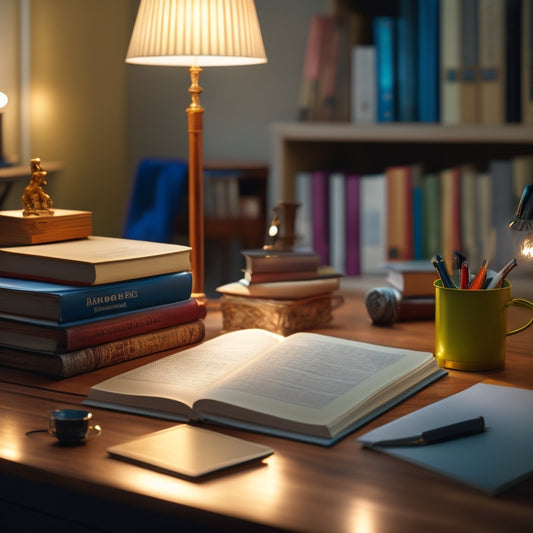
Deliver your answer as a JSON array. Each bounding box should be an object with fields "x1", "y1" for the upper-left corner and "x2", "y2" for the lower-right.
[{"x1": 1, "y1": 280, "x2": 533, "y2": 533}]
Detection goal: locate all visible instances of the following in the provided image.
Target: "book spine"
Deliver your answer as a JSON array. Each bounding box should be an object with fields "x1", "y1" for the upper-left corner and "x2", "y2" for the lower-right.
[
  {"x1": 351, "y1": 45, "x2": 377, "y2": 123},
  {"x1": 0, "y1": 320, "x2": 206, "y2": 378},
  {"x1": 59, "y1": 271, "x2": 192, "y2": 323},
  {"x1": 505, "y1": 0, "x2": 522, "y2": 122},
  {"x1": 418, "y1": 0, "x2": 440, "y2": 122},
  {"x1": 312, "y1": 170, "x2": 330, "y2": 266},
  {"x1": 460, "y1": 0, "x2": 480, "y2": 124},
  {"x1": 345, "y1": 174, "x2": 361, "y2": 276},
  {"x1": 63, "y1": 298, "x2": 205, "y2": 352},
  {"x1": 373, "y1": 16, "x2": 396, "y2": 122},
  {"x1": 397, "y1": 0, "x2": 418, "y2": 122},
  {"x1": 440, "y1": 0, "x2": 461, "y2": 124},
  {"x1": 329, "y1": 172, "x2": 346, "y2": 273},
  {"x1": 478, "y1": 0, "x2": 505, "y2": 124}
]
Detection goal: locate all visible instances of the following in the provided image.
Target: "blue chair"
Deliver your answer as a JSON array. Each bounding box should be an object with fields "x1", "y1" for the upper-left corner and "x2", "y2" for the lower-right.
[{"x1": 123, "y1": 158, "x2": 188, "y2": 243}]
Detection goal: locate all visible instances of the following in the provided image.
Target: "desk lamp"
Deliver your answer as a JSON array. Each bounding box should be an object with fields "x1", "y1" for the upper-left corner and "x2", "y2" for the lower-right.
[
  {"x1": 126, "y1": 0, "x2": 267, "y2": 300},
  {"x1": 509, "y1": 184, "x2": 533, "y2": 271},
  {"x1": 0, "y1": 91, "x2": 8, "y2": 166}
]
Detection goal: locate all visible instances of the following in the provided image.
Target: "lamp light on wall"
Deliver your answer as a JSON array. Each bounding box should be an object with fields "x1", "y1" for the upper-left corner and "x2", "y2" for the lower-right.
[
  {"x1": 0, "y1": 91, "x2": 9, "y2": 166},
  {"x1": 509, "y1": 184, "x2": 533, "y2": 272},
  {"x1": 125, "y1": 0, "x2": 267, "y2": 301}
]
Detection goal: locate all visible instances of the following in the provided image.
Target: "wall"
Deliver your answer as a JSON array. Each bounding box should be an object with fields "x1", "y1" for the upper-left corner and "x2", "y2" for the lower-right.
[{"x1": 1, "y1": 0, "x2": 327, "y2": 236}]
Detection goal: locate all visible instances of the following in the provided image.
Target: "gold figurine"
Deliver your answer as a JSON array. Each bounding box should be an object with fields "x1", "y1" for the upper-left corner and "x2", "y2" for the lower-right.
[{"x1": 22, "y1": 157, "x2": 54, "y2": 216}]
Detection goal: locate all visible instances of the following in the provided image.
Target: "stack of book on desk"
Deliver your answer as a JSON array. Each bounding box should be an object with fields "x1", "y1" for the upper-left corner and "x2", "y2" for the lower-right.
[
  {"x1": 0, "y1": 236, "x2": 206, "y2": 378},
  {"x1": 216, "y1": 247, "x2": 342, "y2": 335}
]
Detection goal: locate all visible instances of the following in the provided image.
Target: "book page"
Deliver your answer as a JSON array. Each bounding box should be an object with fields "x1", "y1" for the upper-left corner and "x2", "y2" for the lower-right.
[
  {"x1": 88, "y1": 329, "x2": 284, "y2": 411},
  {"x1": 196, "y1": 332, "x2": 435, "y2": 434}
]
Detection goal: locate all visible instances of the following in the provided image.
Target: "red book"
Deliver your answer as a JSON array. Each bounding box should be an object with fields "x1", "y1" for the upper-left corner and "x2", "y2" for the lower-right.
[{"x1": 0, "y1": 298, "x2": 206, "y2": 354}]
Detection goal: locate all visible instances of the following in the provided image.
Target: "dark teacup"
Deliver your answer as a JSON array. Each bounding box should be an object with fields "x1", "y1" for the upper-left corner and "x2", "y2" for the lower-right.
[{"x1": 48, "y1": 409, "x2": 95, "y2": 444}]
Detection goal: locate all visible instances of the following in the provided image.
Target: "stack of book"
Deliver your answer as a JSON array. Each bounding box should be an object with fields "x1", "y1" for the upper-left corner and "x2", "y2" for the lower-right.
[
  {"x1": 216, "y1": 247, "x2": 342, "y2": 336},
  {"x1": 0, "y1": 236, "x2": 206, "y2": 378}
]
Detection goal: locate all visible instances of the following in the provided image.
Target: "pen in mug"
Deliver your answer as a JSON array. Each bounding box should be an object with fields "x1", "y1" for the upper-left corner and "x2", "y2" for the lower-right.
[
  {"x1": 460, "y1": 261, "x2": 470, "y2": 289},
  {"x1": 485, "y1": 257, "x2": 518, "y2": 289},
  {"x1": 432, "y1": 254, "x2": 457, "y2": 288},
  {"x1": 470, "y1": 258, "x2": 488, "y2": 290}
]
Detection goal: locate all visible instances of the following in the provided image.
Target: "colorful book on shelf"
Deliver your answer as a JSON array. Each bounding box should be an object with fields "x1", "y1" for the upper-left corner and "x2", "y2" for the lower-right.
[
  {"x1": 359, "y1": 173, "x2": 387, "y2": 274},
  {"x1": 478, "y1": 0, "x2": 505, "y2": 124},
  {"x1": 0, "y1": 319, "x2": 205, "y2": 379},
  {"x1": 298, "y1": 14, "x2": 329, "y2": 121},
  {"x1": 421, "y1": 172, "x2": 441, "y2": 259},
  {"x1": 0, "y1": 271, "x2": 192, "y2": 323},
  {"x1": 294, "y1": 171, "x2": 313, "y2": 248},
  {"x1": 0, "y1": 209, "x2": 92, "y2": 245},
  {"x1": 0, "y1": 298, "x2": 205, "y2": 354},
  {"x1": 489, "y1": 159, "x2": 515, "y2": 268},
  {"x1": 216, "y1": 276, "x2": 340, "y2": 300},
  {"x1": 411, "y1": 164, "x2": 424, "y2": 260},
  {"x1": 505, "y1": 0, "x2": 522, "y2": 122},
  {"x1": 241, "y1": 248, "x2": 320, "y2": 274},
  {"x1": 386, "y1": 165, "x2": 414, "y2": 261},
  {"x1": 0, "y1": 236, "x2": 191, "y2": 285},
  {"x1": 329, "y1": 172, "x2": 346, "y2": 274},
  {"x1": 418, "y1": 0, "x2": 440, "y2": 122},
  {"x1": 460, "y1": 0, "x2": 480, "y2": 123},
  {"x1": 358, "y1": 383, "x2": 533, "y2": 495},
  {"x1": 396, "y1": 0, "x2": 418, "y2": 122},
  {"x1": 373, "y1": 16, "x2": 396, "y2": 122},
  {"x1": 459, "y1": 164, "x2": 483, "y2": 270},
  {"x1": 440, "y1": 0, "x2": 461, "y2": 124},
  {"x1": 351, "y1": 45, "x2": 377, "y2": 123},
  {"x1": 312, "y1": 170, "x2": 330, "y2": 266},
  {"x1": 84, "y1": 329, "x2": 446, "y2": 446},
  {"x1": 384, "y1": 260, "x2": 438, "y2": 298},
  {"x1": 440, "y1": 167, "x2": 462, "y2": 268},
  {"x1": 345, "y1": 174, "x2": 361, "y2": 276},
  {"x1": 522, "y1": 0, "x2": 533, "y2": 123}
]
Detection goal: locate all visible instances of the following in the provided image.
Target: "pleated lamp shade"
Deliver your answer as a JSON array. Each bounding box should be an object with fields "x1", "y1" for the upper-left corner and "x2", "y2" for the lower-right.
[{"x1": 126, "y1": 0, "x2": 267, "y2": 67}]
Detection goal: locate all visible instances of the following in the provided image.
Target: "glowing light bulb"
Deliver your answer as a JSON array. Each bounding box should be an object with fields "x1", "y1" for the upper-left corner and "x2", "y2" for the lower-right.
[{"x1": 0, "y1": 91, "x2": 7, "y2": 109}]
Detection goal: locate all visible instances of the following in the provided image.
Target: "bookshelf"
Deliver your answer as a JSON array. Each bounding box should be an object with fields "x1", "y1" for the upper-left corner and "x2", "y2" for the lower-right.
[{"x1": 269, "y1": 122, "x2": 533, "y2": 207}]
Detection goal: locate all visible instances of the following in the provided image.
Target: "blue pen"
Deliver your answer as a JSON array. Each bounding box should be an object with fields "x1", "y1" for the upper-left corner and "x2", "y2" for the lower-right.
[{"x1": 432, "y1": 254, "x2": 457, "y2": 288}]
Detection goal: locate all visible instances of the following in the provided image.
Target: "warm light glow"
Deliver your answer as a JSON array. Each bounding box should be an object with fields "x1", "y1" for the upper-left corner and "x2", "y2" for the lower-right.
[
  {"x1": 520, "y1": 234, "x2": 533, "y2": 259},
  {"x1": 126, "y1": 0, "x2": 267, "y2": 67},
  {"x1": 0, "y1": 91, "x2": 8, "y2": 109}
]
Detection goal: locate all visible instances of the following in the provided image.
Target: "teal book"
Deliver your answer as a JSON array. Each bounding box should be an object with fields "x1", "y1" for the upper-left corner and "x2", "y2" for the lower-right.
[
  {"x1": 0, "y1": 271, "x2": 192, "y2": 323},
  {"x1": 373, "y1": 16, "x2": 396, "y2": 122},
  {"x1": 397, "y1": 0, "x2": 418, "y2": 122}
]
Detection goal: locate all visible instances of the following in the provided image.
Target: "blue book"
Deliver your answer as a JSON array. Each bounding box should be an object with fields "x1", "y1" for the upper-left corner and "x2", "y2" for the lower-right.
[
  {"x1": 397, "y1": 0, "x2": 418, "y2": 122},
  {"x1": 418, "y1": 0, "x2": 440, "y2": 122},
  {"x1": 0, "y1": 271, "x2": 192, "y2": 323},
  {"x1": 373, "y1": 16, "x2": 396, "y2": 122}
]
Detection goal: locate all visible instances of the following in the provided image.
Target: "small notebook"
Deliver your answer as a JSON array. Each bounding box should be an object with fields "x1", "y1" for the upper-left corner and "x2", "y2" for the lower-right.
[{"x1": 107, "y1": 424, "x2": 274, "y2": 479}]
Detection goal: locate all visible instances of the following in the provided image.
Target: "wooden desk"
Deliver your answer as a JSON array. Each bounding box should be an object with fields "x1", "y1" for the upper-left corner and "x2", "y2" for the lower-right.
[{"x1": 1, "y1": 279, "x2": 533, "y2": 533}]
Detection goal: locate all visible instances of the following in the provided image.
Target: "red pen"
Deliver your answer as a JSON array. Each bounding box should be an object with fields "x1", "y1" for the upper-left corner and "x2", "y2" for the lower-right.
[{"x1": 470, "y1": 258, "x2": 487, "y2": 290}]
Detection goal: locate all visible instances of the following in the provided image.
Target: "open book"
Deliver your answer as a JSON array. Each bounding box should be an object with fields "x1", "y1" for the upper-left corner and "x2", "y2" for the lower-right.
[{"x1": 85, "y1": 329, "x2": 446, "y2": 446}]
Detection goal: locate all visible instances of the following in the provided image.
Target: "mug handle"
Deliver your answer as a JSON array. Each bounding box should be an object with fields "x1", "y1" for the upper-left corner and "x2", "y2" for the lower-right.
[{"x1": 506, "y1": 298, "x2": 533, "y2": 336}]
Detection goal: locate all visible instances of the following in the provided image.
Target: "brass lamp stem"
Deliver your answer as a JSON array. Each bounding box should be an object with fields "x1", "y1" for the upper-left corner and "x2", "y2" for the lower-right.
[{"x1": 187, "y1": 65, "x2": 205, "y2": 302}]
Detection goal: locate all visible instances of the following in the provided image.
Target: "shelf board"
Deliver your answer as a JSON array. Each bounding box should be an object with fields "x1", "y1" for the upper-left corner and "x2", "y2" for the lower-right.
[{"x1": 270, "y1": 122, "x2": 533, "y2": 144}]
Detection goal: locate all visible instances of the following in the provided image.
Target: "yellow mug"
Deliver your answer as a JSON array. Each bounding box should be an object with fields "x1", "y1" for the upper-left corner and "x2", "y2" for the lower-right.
[{"x1": 434, "y1": 280, "x2": 533, "y2": 371}]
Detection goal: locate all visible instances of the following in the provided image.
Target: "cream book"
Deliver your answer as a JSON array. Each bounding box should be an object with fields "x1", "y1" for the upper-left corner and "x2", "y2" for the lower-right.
[
  {"x1": 0, "y1": 236, "x2": 191, "y2": 285},
  {"x1": 85, "y1": 329, "x2": 446, "y2": 446},
  {"x1": 216, "y1": 277, "x2": 340, "y2": 300},
  {"x1": 107, "y1": 425, "x2": 273, "y2": 479}
]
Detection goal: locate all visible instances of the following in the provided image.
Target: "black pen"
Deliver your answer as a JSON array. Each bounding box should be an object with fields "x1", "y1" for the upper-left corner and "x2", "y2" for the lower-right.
[{"x1": 432, "y1": 254, "x2": 457, "y2": 288}]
